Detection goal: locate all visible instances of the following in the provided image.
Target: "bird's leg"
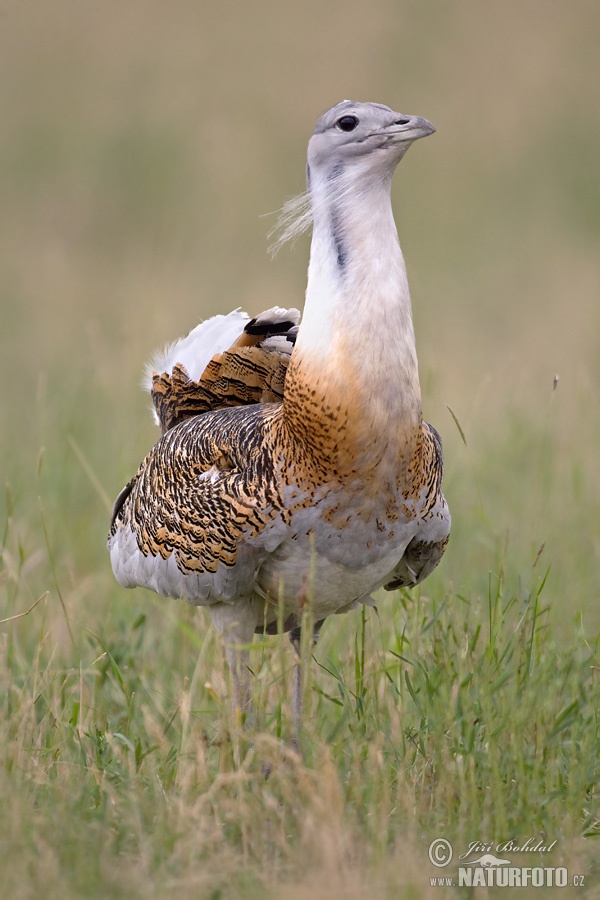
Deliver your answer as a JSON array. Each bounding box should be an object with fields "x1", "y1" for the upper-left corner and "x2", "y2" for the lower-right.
[
  {"x1": 209, "y1": 601, "x2": 260, "y2": 732},
  {"x1": 225, "y1": 644, "x2": 253, "y2": 727},
  {"x1": 289, "y1": 618, "x2": 325, "y2": 753}
]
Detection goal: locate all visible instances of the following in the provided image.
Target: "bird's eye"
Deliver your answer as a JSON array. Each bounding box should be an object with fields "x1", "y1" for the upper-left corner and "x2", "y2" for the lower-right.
[{"x1": 337, "y1": 115, "x2": 359, "y2": 132}]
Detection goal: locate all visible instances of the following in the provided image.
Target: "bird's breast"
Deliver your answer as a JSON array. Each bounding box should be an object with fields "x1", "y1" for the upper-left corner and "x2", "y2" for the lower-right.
[{"x1": 255, "y1": 480, "x2": 422, "y2": 617}]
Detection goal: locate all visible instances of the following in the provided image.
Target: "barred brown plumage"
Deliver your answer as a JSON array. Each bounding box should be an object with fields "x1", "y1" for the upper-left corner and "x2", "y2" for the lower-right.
[
  {"x1": 108, "y1": 101, "x2": 451, "y2": 732},
  {"x1": 149, "y1": 310, "x2": 298, "y2": 434}
]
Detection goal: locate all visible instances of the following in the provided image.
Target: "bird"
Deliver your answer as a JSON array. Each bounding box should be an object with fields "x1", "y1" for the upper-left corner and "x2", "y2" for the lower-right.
[{"x1": 108, "y1": 100, "x2": 451, "y2": 734}]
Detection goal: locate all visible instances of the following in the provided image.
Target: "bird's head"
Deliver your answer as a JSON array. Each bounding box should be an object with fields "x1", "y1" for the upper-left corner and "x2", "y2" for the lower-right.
[
  {"x1": 307, "y1": 100, "x2": 435, "y2": 185},
  {"x1": 270, "y1": 100, "x2": 434, "y2": 252}
]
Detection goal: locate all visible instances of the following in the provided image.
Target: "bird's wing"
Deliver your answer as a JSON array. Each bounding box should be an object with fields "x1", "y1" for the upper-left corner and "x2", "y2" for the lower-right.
[
  {"x1": 384, "y1": 421, "x2": 450, "y2": 590},
  {"x1": 382, "y1": 533, "x2": 449, "y2": 590},
  {"x1": 108, "y1": 403, "x2": 287, "y2": 605},
  {"x1": 148, "y1": 306, "x2": 300, "y2": 434}
]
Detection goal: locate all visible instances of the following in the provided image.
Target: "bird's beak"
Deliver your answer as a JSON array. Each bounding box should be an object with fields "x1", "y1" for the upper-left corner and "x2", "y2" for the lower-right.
[{"x1": 374, "y1": 115, "x2": 436, "y2": 144}]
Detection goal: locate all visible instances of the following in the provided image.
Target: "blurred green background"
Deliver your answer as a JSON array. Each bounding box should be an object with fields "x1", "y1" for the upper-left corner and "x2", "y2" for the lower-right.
[{"x1": 1, "y1": 0, "x2": 599, "y2": 635}]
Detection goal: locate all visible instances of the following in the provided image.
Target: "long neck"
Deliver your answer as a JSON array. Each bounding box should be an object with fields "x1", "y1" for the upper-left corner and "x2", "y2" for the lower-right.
[{"x1": 283, "y1": 165, "x2": 422, "y2": 467}]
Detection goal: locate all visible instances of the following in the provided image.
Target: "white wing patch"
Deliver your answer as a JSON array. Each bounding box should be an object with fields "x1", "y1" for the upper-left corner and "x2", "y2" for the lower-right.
[{"x1": 108, "y1": 523, "x2": 269, "y2": 605}]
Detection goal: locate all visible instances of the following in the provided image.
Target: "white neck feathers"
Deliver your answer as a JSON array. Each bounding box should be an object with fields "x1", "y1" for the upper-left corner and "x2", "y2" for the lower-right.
[{"x1": 287, "y1": 162, "x2": 422, "y2": 436}]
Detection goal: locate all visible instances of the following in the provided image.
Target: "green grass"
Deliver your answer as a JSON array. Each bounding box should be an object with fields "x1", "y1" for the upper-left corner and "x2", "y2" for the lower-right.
[
  {"x1": 2, "y1": 1, "x2": 600, "y2": 896},
  {"x1": 2, "y1": 495, "x2": 599, "y2": 898}
]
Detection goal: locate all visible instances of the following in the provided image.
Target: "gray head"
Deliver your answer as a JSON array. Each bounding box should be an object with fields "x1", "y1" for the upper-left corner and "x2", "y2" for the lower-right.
[
  {"x1": 272, "y1": 100, "x2": 434, "y2": 251},
  {"x1": 307, "y1": 100, "x2": 435, "y2": 184}
]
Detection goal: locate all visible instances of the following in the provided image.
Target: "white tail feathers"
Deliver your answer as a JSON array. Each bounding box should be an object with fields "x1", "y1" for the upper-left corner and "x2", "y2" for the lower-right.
[{"x1": 143, "y1": 309, "x2": 249, "y2": 390}]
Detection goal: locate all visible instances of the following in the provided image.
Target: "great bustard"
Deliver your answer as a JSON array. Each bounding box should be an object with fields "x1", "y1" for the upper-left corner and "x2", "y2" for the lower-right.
[{"x1": 108, "y1": 100, "x2": 451, "y2": 728}]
